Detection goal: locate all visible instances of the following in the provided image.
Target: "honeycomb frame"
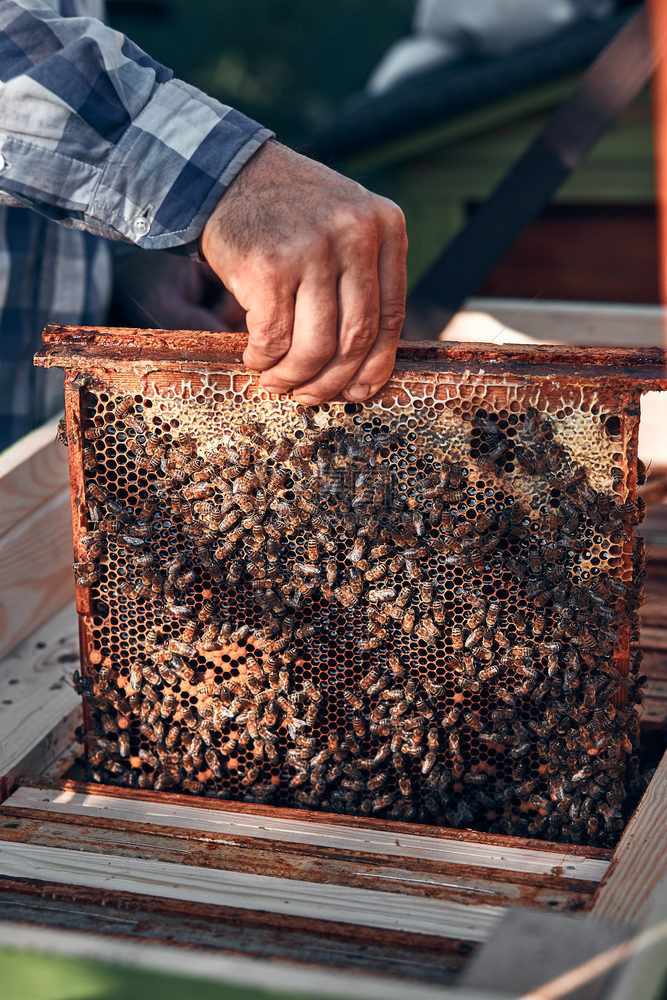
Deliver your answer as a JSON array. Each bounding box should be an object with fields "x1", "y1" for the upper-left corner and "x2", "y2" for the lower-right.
[{"x1": 36, "y1": 329, "x2": 667, "y2": 845}]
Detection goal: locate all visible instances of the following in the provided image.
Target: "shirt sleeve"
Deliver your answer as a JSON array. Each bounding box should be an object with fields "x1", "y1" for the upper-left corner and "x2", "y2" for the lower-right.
[{"x1": 0, "y1": 0, "x2": 274, "y2": 251}]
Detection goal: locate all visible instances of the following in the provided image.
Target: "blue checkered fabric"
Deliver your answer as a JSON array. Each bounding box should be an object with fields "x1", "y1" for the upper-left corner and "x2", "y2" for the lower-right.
[{"x1": 0, "y1": 0, "x2": 272, "y2": 450}]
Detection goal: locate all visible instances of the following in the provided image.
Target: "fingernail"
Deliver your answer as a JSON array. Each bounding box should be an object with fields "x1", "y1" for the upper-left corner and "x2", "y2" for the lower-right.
[
  {"x1": 344, "y1": 384, "x2": 370, "y2": 401},
  {"x1": 293, "y1": 394, "x2": 320, "y2": 405},
  {"x1": 260, "y1": 384, "x2": 285, "y2": 394}
]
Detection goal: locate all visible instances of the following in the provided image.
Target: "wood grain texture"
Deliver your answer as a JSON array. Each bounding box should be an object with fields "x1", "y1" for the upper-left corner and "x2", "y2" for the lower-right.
[
  {"x1": 0, "y1": 921, "x2": 489, "y2": 1000},
  {"x1": 0, "y1": 706, "x2": 80, "y2": 801},
  {"x1": 640, "y1": 690, "x2": 667, "y2": 729},
  {"x1": 0, "y1": 415, "x2": 68, "y2": 538},
  {"x1": 0, "y1": 841, "x2": 503, "y2": 943},
  {"x1": 0, "y1": 873, "x2": 474, "y2": 979},
  {"x1": 607, "y1": 898, "x2": 667, "y2": 1000},
  {"x1": 592, "y1": 751, "x2": 667, "y2": 928},
  {"x1": 0, "y1": 604, "x2": 79, "y2": 798},
  {"x1": 4, "y1": 785, "x2": 610, "y2": 883},
  {"x1": 34, "y1": 326, "x2": 667, "y2": 389},
  {"x1": 465, "y1": 299, "x2": 666, "y2": 348},
  {"x1": 461, "y1": 908, "x2": 629, "y2": 1000},
  {"x1": 0, "y1": 812, "x2": 597, "y2": 915},
  {"x1": 0, "y1": 489, "x2": 74, "y2": 660}
]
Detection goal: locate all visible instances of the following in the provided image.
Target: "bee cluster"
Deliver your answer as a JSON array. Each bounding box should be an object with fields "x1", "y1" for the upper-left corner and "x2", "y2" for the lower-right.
[{"x1": 65, "y1": 383, "x2": 646, "y2": 846}]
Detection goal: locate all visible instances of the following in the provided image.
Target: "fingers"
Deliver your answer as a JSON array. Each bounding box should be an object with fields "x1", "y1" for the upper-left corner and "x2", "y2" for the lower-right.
[
  {"x1": 259, "y1": 270, "x2": 338, "y2": 393},
  {"x1": 343, "y1": 211, "x2": 407, "y2": 402},
  {"x1": 199, "y1": 135, "x2": 407, "y2": 399},
  {"x1": 290, "y1": 203, "x2": 405, "y2": 405},
  {"x1": 242, "y1": 280, "x2": 296, "y2": 371},
  {"x1": 290, "y1": 266, "x2": 380, "y2": 404}
]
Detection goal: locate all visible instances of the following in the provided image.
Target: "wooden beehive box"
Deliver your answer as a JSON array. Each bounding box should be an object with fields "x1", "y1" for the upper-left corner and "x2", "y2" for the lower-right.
[{"x1": 0, "y1": 321, "x2": 664, "y2": 997}]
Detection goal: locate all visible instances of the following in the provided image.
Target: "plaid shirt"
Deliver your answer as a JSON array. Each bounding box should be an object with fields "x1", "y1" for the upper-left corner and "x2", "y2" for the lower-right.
[{"x1": 0, "y1": 0, "x2": 272, "y2": 450}]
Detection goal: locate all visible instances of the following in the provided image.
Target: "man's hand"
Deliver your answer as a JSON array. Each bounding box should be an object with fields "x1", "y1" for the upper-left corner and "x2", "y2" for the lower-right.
[{"x1": 201, "y1": 140, "x2": 407, "y2": 404}]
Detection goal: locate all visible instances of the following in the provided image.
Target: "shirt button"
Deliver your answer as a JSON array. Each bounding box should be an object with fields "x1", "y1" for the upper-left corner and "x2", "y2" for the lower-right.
[
  {"x1": 0, "y1": 153, "x2": 6, "y2": 171},
  {"x1": 132, "y1": 217, "x2": 150, "y2": 236}
]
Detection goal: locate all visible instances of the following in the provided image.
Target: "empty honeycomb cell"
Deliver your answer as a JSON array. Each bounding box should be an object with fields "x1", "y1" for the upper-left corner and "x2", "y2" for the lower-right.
[{"x1": 38, "y1": 333, "x2": 662, "y2": 845}]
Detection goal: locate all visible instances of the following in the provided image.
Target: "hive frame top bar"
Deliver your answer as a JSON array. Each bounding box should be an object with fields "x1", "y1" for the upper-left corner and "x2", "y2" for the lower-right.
[{"x1": 35, "y1": 325, "x2": 667, "y2": 391}]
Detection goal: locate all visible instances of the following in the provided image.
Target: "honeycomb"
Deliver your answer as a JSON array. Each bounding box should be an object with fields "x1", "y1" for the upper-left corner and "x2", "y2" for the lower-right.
[{"x1": 39, "y1": 332, "x2": 652, "y2": 846}]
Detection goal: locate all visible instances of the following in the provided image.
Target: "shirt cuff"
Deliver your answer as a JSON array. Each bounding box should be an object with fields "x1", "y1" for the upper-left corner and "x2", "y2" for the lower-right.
[{"x1": 89, "y1": 77, "x2": 274, "y2": 251}]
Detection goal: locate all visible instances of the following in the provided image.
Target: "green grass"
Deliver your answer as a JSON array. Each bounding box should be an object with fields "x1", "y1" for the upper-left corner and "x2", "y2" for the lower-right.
[{"x1": 0, "y1": 946, "x2": 327, "y2": 1000}]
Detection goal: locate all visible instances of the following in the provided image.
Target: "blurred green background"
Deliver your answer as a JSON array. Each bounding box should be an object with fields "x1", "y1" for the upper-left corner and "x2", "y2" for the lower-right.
[
  {"x1": 0, "y1": 946, "x2": 332, "y2": 1000},
  {"x1": 109, "y1": 0, "x2": 413, "y2": 145}
]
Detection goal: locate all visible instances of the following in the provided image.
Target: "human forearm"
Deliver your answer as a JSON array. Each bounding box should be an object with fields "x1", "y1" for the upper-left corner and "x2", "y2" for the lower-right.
[{"x1": 0, "y1": 0, "x2": 272, "y2": 249}]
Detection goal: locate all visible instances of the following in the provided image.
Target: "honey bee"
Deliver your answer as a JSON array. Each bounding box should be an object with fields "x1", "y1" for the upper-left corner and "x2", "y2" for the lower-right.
[
  {"x1": 420, "y1": 751, "x2": 436, "y2": 776},
  {"x1": 191, "y1": 622, "x2": 217, "y2": 653},
  {"x1": 116, "y1": 531, "x2": 148, "y2": 552},
  {"x1": 117, "y1": 580, "x2": 137, "y2": 602},
  {"x1": 348, "y1": 713, "x2": 365, "y2": 739},
  {"x1": 153, "y1": 770, "x2": 179, "y2": 791},
  {"x1": 104, "y1": 759, "x2": 126, "y2": 776},
  {"x1": 156, "y1": 693, "x2": 175, "y2": 720},
  {"x1": 339, "y1": 688, "x2": 362, "y2": 712},
  {"x1": 385, "y1": 655, "x2": 404, "y2": 679},
  {"x1": 109, "y1": 394, "x2": 134, "y2": 420},
  {"x1": 87, "y1": 482, "x2": 108, "y2": 503},
  {"x1": 84, "y1": 424, "x2": 106, "y2": 441},
  {"x1": 201, "y1": 747, "x2": 223, "y2": 778},
  {"x1": 124, "y1": 659, "x2": 143, "y2": 692},
  {"x1": 145, "y1": 702, "x2": 161, "y2": 731},
  {"x1": 400, "y1": 610, "x2": 415, "y2": 635},
  {"x1": 173, "y1": 565, "x2": 196, "y2": 589},
  {"x1": 463, "y1": 710, "x2": 483, "y2": 732},
  {"x1": 371, "y1": 792, "x2": 394, "y2": 813},
  {"x1": 177, "y1": 619, "x2": 199, "y2": 646},
  {"x1": 415, "y1": 617, "x2": 440, "y2": 641},
  {"x1": 441, "y1": 705, "x2": 461, "y2": 727}
]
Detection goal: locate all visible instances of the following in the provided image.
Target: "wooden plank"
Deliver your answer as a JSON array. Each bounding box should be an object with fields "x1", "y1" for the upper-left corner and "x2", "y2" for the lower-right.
[
  {"x1": 465, "y1": 298, "x2": 666, "y2": 347},
  {"x1": 640, "y1": 651, "x2": 667, "y2": 682},
  {"x1": 0, "y1": 841, "x2": 503, "y2": 943},
  {"x1": 641, "y1": 598, "x2": 667, "y2": 631},
  {"x1": 0, "y1": 921, "x2": 498, "y2": 1000},
  {"x1": 642, "y1": 504, "x2": 667, "y2": 542},
  {"x1": 0, "y1": 706, "x2": 80, "y2": 799},
  {"x1": 640, "y1": 626, "x2": 667, "y2": 653},
  {"x1": 639, "y1": 475, "x2": 667, "y2": 507},
  {"x1": 0, "y1": 604, "x2": 79, "y2": 800},
  {"x1": 4, "y1": 785, "x2": 610, "y2": 883},
  {"x1": 592, "y1": 751, "x2": 667, "y2": 927},
  {"x1": 640, "y1": 690, "x2": 667, "y2": 730},
  {"x1": 0, "y1": 875, "x2": 473, "y2": 984},
  {"x1": 463, "y1": 909, "x2": 667, "y2": 1000},
  {"x1": 461, "y1": 908, "x2": 629, "y2": 1000},
  {"x1": 606, "y1": 897, "x2": 667, "y2": 1000},
  {"x1": 0, "y1": 489, "x2": 73, "y2": 660},
  {"x1": 0, "y1": 812, "x2": 597, "y2": 914},
  {"x1": 0, "y1": 415, "x2": 68, "y2": 538}
]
